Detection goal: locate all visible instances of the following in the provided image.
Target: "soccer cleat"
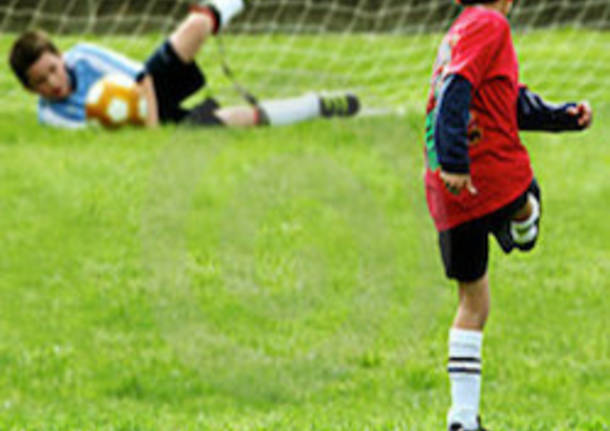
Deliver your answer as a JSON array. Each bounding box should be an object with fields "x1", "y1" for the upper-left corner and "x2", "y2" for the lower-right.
[
  {"x1": 448, "y1": 416, "x2": 488, "y2": 431},
  {"x1": 319, "y1": 93, "x2": 360, "y2": 118}
]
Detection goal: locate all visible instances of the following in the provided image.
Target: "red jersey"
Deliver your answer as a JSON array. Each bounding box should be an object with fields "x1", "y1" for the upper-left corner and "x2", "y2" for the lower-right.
[{"x1": 424, "y1": 7, "x2": 533, "y2": 231}]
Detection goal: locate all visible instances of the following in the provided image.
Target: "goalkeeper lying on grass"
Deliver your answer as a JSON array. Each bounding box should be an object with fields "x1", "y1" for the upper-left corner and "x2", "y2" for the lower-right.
[
  {"x1": 425, "y1": 0, "x2": 592, "y2": 430},
  {"x1": 9, "y1": 0, "x2": 359, "y2": 129}
]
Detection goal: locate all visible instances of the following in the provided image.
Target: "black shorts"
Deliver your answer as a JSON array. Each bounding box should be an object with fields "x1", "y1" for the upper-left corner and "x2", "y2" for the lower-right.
[
  {"x1": 141, "y1": 40, "x2": 223, "y2": 126},
  {"x1": 438, "y1": 179, "x2": 541, "y2": 282}
]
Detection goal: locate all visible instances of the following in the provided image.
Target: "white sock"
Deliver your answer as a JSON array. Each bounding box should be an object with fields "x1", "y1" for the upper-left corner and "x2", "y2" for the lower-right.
[
  {"x1": 510, "y1": 193, "x2": 540, "y2": 245},
  {"x1": 206, "y1": 0, "x2": 245, "y2": 29},
  {"x1": 258, "y1": 93, "x2": 321, "y2": 126},
  {"x1": 448, "y1": 328, "x2": 483, "y2": 431}
]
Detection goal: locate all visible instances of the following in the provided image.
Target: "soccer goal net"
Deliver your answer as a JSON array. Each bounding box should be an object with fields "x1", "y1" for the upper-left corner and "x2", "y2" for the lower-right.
[{"x1": 1, "y1": 0, "x2": 609, "y2": 113}]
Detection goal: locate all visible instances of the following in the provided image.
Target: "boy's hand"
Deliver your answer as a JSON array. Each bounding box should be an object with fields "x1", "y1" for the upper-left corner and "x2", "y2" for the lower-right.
[
  {"x1": 137, "y1": 75, "x2": 159, "y2": 128},
  {"x1": 440, "y1": 171, "x2": 478, "y2": 196},
  {"x1": 566, "y1": 101, "x2": 593, "y2": 129}
]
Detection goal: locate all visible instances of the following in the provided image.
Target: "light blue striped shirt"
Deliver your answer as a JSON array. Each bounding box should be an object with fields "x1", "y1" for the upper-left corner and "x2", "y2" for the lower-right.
[{"x1": 38, "y1": 43, "x2": 143, "y2": 129}]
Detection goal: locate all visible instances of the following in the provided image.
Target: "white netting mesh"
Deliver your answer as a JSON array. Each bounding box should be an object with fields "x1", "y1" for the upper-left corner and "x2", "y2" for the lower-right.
[{"x1": 1, "y1": 0, "x2": 609, "y2": 113}]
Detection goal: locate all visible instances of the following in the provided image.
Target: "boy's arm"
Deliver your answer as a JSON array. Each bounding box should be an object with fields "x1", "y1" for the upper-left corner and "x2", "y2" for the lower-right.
[
  {"x1": 433, "y1": 17, "x2": 509, "y2": 196},
  {"x1": 39, "y1": 101, "x2": 86, "y2": 129},
  {"x1": 74, "y1": 43, "x2": 143, "y2": 79},
  {"x1": 517, "y1": 85, "x2": 593, "y2": 132},
  {"x1": 137, "y1": 75, "x2": 159, "y2": 128},
  {"x1": 39, "y1": 109, "x2": 86, "y2": 129},
  {"x1": 435, "y1": 73, "x2": 478, "y2": 195}
]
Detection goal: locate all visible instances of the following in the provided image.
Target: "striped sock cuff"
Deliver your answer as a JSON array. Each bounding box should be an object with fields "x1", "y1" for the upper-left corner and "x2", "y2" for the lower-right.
[{"x1": 448, "y1": 356, "x2": 482, "y2": 375}]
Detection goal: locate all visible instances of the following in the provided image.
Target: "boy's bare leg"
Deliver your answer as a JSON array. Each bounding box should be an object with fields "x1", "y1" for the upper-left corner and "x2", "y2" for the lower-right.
[
  {"x1": 454, "y1": 273, "x2": 490, "y2": 331},
  {"x1": 214, "y1": 106, "x2": 258, "y2": 127},
  {"x1": 211, "y1": 92, "x2": 360, "y2": 128},
  {"x1": 168, "y1": 0, "x2": 246, "y2": 63},
  {"x1": 214, "y1": 97, "x2": 321, "y2": 128},
  {"x1": 447, "y1": 274, "x2": 488, "y2": 431},
  {"x1": 169, "y1": 12, "x2": 215, "y2": 63}
]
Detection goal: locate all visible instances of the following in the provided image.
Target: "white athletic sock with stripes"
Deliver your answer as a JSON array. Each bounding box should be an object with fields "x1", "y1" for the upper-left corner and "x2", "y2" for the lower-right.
[
  {"x1": 448, "y1": 328, "x2": 483, "y2": 431},
  {"x1": 258, "y1": 93, "x2": 321, "y2": 126},
  {"x1": 510, "y1": 193, "x2": 540, "y2": 245},
  {"x1": 205, "y1": 0, "x2": 244, "y2": 29}
]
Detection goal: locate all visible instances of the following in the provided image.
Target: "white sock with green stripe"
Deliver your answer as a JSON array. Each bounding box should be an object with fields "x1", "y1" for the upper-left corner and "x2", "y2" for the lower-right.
[
  {"x1": 447, "y1": 328, "x2": 483, "y2": 431},
  {"x1": 258, "y1": 93, "x2": 321, "y2": 126}
]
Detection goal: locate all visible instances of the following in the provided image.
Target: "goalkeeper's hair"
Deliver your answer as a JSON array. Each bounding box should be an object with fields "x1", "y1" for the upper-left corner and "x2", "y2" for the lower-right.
[{"x1": 9, "y1": 30, "x2": 60, "y2": 88}]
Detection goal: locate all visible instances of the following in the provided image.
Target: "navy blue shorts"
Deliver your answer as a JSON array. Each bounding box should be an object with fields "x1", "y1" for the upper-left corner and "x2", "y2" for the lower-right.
[
  {"x1": 141, "y1": 40, "x2": 222, "y2": 126},
  {"x1": 438, "y1": 179, "x2": 541, "y2": 282}
]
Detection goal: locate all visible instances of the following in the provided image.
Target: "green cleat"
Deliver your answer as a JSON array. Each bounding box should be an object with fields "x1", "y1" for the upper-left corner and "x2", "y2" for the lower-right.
[{"x1": 319, "y1": 93, "x2": 360, "y2": 118}]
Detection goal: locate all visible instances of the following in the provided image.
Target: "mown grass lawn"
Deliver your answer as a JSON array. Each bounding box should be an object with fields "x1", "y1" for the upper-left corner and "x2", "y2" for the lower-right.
[{"x1": 0, "y1": 31, "x2": 608, "y2": 430}]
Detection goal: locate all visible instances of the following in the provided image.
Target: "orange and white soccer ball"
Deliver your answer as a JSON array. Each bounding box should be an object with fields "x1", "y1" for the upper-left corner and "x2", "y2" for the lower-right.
[{"x1": 85, "y1": 74, "x2": 148, "y2": 128}]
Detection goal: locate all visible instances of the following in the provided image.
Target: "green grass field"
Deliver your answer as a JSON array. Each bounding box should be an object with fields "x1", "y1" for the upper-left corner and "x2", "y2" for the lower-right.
[{"x1": 0, "y1": 30, "x2": 609, "y2": 431}]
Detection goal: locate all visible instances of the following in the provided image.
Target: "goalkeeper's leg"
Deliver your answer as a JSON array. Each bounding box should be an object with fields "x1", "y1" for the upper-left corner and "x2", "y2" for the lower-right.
[
  {"x1": 170, "y1": 0, "x2": 245, "y2": 63},
  {"x1": 188, "y1": 93, "x2": 360, "y2": 127}
]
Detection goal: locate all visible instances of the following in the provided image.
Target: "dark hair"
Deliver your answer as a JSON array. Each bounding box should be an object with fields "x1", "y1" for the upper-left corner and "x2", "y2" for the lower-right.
[{"x1": 9, "y1": 30, "x2": 60, "y2": 88}]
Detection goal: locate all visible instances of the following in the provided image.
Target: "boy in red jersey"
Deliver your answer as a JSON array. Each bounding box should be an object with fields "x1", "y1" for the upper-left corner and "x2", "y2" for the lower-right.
[{"x1": 425, "y1": 0, "x2": 593, "y2": 430}]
